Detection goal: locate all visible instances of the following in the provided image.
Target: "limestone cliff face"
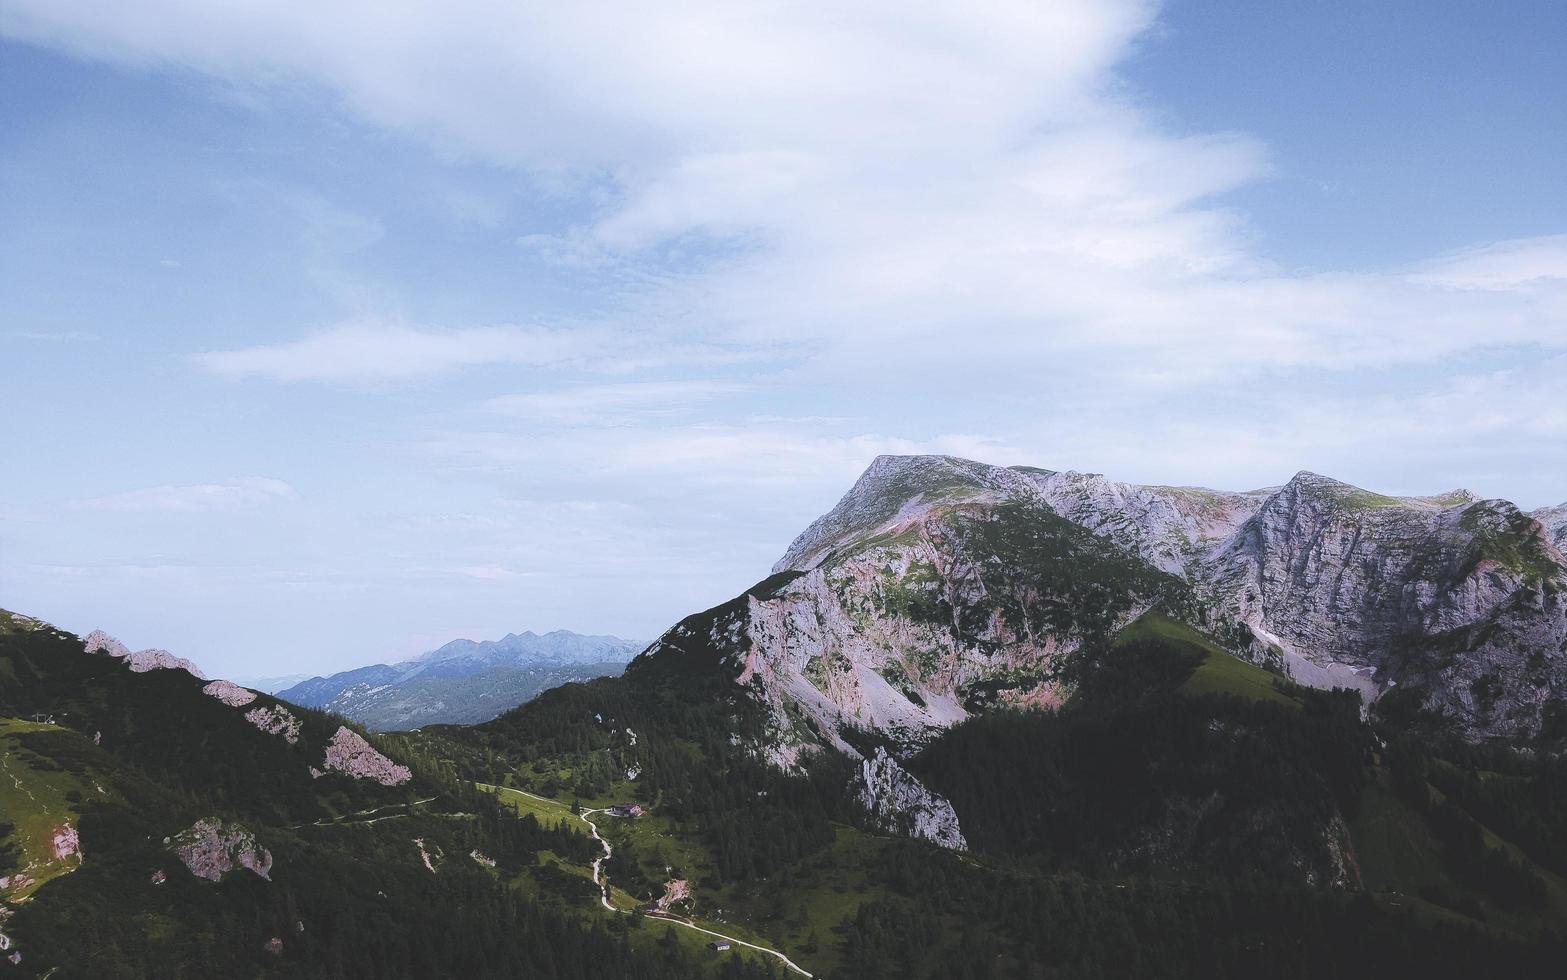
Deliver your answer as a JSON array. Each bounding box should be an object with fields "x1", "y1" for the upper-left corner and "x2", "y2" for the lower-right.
[
  {"x1": 744, "y1": 492, "x2": 1181, "y2": 757},
  {"x1": 1202, "y1": 473, "x2": 1566, "y2": 738},
  {"x1": 769, "y1": 457, "x2": 1567, "y2": 743},
  {"x1": 856, "y1": 748, "x2": 967, "y2": 850},
  {"x1": 1023, "y1": 470, "x2": 1271, "y2": 577}
]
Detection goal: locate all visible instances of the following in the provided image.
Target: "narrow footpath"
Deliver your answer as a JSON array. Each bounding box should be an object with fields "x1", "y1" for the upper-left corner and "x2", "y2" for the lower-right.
[{"x1": 483, "y1": 784, "x2": 814, "y2": 978}]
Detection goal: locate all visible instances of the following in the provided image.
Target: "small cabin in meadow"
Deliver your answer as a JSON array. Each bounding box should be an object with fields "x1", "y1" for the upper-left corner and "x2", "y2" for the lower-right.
[
  {"x1": 607, "y1": 803, "x2": 644, "y2": 818},
  {"x1": 708, "y1": 940, "x2": 731, "y2": 952}
]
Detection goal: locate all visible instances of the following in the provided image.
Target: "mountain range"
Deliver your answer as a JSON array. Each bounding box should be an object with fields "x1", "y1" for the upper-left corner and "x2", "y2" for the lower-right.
[
  {"x1": 639, "y1": 455, "x2": 1566, "y2": 842},
  {"x1": 277, "y1": 630, "x2": 643, "y2": 730},
  {"x1": 4, "y1": 454, "x2": 1566, "y2": 978}
]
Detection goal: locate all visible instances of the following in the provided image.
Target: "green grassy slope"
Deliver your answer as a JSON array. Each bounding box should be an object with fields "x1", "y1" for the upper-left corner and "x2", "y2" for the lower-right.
[
  {"x1": 0, "y1": 718, "x2": 93, "y2": 902},
  {"x1": 1114, "y1": 611, "x2": 1300, "y2": 706}
]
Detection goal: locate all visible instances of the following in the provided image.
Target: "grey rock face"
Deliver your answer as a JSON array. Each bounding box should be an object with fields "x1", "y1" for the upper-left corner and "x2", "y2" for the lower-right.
[
  {"x1": 1534, "y1": 502, "x2": 1567, "y2": 553},
  {"x1": 856, "y1": 748, "x2": 967, "y2": 849},
  {"x1": 170, "y1": 819, "x2": 272, "y2": 882},
  {"x1": 708, "y1": 456, "x2": 1565, "y2": 764},
  {"x1": 1203, "y1": 472, "x2": 1566, "y2": 738}
]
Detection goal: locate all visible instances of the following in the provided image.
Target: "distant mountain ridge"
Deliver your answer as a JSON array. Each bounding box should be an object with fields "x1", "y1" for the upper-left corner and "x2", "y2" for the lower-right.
[{"x1": 280, "y1": 630, "x2": 642, "y2": 730}]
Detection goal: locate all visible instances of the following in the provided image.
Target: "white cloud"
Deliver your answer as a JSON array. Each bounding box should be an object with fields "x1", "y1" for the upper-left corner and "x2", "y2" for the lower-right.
[
  {"x1": 72, "y1": 478, "x2": 298, "y2": 513},
  {"x1": 192, "y1": 321, "x2": 596, "y2": 382},
  {"x1": 485, "y1": 380, "x2": 747, "y2": 423},
  {"x1": 429, "y1": 419, "x2": 1023, "y2": 492},
  {"x1": 1407, "y1": 236, "x2": 1567, "y2": 290},
  {"x1": 192, "y1": 320, "x2": 781, "y2": 383},
  {"x1": 11, "y1": 1, "x2": 1554, "y2": 389},
  {"x1": 452, "y1": 564, "x2": 536, "y2": 582}
]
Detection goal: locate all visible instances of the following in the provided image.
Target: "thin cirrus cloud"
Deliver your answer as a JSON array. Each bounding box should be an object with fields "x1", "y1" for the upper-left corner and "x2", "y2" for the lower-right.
[
  {"x1": 70, "y1": 478, "x2": 299, "y2": 513},
  {"x1": 191, "y1": 321, "x2": 596, "y2": 383},
  {"x1": 1406, "y1": 235, "x2": 1567, "y2": 291},
  {"x1": 191, "y1": 321, "x2": 783, "y2": 384},
  {"x1": 484, "y1": 381, "x2": 749, "y2": 424}
]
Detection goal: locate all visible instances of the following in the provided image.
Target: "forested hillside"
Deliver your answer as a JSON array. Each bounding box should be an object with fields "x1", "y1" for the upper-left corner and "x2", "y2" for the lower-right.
[{"x1": 0, "y1": 612, "x2": 781, "y2": 979}]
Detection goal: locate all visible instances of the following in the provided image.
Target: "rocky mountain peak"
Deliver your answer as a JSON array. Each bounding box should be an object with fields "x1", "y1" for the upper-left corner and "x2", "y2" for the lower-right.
[
  {"x1": 82, "y1": 629, "x2": 205, "y2": 678},
  {"x1": 1270, "y1": 471, "x2": 1488, "y2": 516},
  {"x1": 774, "y1": 454, "x2": 1037, "y2": 572},
  {"x1": 1533, "y1": 502, "x2": 1567, "y2": 552},
  {"x1": 748, "y1": 454, "x2": 1567, "y2": 750},
  {"x1": 81, "y1": 629, "x2": 131, "y2": 659}
]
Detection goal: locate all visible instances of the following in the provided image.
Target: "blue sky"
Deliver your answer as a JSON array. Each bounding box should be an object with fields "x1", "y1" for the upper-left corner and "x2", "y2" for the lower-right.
[{"x1": 1, "y1": 1, "x2": 1563, "y2": 679}]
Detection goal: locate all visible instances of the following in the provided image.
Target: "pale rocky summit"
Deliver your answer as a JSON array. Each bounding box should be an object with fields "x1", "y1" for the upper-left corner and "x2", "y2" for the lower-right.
[
  {"x1": 170, "y1": 819, "x2": 272, "y2": 882},
  {"x1": 644, "y1": 454, "x2": 1567, "y2": 847},
  {"x1": 82, "y1": 629, "x2": 206, "y2": 678},
  {"x1": 765, "y1": 456, "x2": 1567, "y2": 744}
]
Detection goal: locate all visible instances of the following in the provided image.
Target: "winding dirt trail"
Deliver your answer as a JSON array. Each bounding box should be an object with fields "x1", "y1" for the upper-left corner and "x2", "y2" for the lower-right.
[{"x1": 485, "y1": 784, "x2": 814, "y2": 978}]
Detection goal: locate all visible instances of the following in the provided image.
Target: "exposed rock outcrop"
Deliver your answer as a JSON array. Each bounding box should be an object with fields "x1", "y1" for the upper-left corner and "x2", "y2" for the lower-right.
[
  {"x1": 856, "y1": 748, "x2": 966, "y2": 850},
  {"x1": 322, "y1": 727, "x2": 412, "y2": 785},
  {"x1": 412, "y1": 838, "x2": 441, "y2": 873},
  {"x1": 50, "y1": 823, "x2": 79, "y2": 861},
  {"x1": 244, "y1": 704, "x2": 302, "y2": 744},
  {"x1": 0, "y1": 874, "x2": 35, "y2": 896},
  {"x1": 83, "y1": 629, "x2": 206, "y2": 678},
  {"x1": 653, "y1": 878, "x2": 691, "y2": 912},
  {"x1": 169, "y1": 819, "x2": 272, "y2": 882},
  {"x1": 202, "y1": 679, "x2": 258, "y2": 707}
]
